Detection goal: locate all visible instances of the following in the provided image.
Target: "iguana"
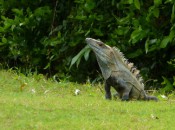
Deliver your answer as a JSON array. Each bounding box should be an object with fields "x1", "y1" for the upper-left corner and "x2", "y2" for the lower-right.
[{"x1": 85, "y1": 38, "x2": 158, "y2": 101}]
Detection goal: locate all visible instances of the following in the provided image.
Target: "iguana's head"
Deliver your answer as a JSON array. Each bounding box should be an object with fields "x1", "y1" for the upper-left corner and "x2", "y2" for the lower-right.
[
  {"x1": 85, "y1": 38, "x2": 116, "y2": 79},
  {"x1": 85, "y1": 38, "x2": 113, "y2": 62}
]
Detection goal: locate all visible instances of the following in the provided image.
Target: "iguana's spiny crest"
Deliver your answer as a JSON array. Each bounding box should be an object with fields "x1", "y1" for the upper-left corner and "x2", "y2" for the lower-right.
[{"x1": 113, "y1": 47, "x2": 143, "y2": 84}]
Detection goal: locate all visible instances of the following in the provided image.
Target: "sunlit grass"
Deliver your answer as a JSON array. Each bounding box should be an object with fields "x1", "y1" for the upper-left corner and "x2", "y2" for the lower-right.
[{"x1": 0, "y1": 70, "x2": 175, "y2": 130}]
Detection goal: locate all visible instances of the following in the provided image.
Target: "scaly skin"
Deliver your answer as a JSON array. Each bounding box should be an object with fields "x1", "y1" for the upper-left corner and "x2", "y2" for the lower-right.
[{"x1": 86, "y1": 38, "x2": 158, "y2": 101}]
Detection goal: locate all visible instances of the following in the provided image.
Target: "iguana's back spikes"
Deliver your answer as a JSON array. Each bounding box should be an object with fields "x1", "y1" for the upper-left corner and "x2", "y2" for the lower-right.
[
  {"x1": 133, "y1": 69, "x2": 140, "y2": 75},
  {"x1": 112, "y1": 47, "x2": 126, "y2": 62},
  {"x1": 113, "y1": 47, "x2": 144, "y2": 86},
  {"x1": 128, "y1": 63, "x2": 144, "y2": 85},
  {"x1": 131, "y1": 67, "x2": 136, "y2": 73},
  {"x1": 124, "y1": 60, "x2": 129, "y2": 64},
  {"x1": 128, "y1": 63, "x2": 134, "y2": 70}
]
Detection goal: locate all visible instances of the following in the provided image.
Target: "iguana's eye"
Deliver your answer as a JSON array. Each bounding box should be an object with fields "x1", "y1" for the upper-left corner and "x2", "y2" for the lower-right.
[{"x1": 98, "y1": 41, "x2": 103, "y2": 46}]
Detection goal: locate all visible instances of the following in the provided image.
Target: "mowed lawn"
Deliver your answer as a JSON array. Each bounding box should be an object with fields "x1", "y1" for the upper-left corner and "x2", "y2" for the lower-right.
[{"x1": 0, "y1": 70, "x2": 175, "y2": 130}]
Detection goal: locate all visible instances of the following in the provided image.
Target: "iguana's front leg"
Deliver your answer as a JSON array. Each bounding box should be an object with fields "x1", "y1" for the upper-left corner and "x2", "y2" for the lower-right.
[
  {"x1": 104, "y1": 81, "x2": 111, "y2": 99},
  {"x1": 117, "y1": 79, "x2": 132, "y2": 101}
]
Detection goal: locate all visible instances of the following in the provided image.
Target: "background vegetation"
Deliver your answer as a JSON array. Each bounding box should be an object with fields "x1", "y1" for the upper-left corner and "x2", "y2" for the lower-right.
[{"x1": 0, "y1": 0, "x2": 175, "y2": 91}]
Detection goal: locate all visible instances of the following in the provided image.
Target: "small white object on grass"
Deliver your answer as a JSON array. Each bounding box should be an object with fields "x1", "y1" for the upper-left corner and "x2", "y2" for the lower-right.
[
  {"x1": 151, "y1": 114, "x2": 159, "y2": 119},
  {"x1": 75, "y1": 89, "x2": 80, "y2": 95},
  {"x1": 160, "y1": 95, "x2": 168, "y2": 99},
  {"x1": 31, "y1": 88, "x2": 36, "y2": 94}
]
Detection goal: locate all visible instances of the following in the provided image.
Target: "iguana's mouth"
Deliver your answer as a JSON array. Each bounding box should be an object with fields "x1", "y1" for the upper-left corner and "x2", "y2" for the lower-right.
[
  {"x1": 86, "y1": 38, "x2": 104, "y2": 46},
  {"x1": 86, "y1": 38, "x2": 112, "y2": 61}
]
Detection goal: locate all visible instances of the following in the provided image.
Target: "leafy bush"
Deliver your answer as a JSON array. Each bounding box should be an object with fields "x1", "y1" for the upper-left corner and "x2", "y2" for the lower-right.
[
  {"x1": 0, "y1": 1, "x2": 52, "y2": 71},
  {"x1": 0, "y1": 0, "x2": 175, "y2": 88},
  {"x1": 70, "y1": 0, "x2": 175, "y2": 87}
]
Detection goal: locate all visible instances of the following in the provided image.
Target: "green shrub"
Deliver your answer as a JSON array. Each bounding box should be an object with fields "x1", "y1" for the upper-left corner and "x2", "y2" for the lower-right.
[{"x1": 0, "y1": 0, "x2": 175, "y2": 88}]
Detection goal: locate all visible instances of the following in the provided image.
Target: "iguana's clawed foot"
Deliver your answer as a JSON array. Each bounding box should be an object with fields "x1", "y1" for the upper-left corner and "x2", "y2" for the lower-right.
[
  {"x1": 121, "y1": 98, "x2": 129, "y2": 101},
  {"x1": 121, "y1": 95, "x2": 129, "y2": 101}
]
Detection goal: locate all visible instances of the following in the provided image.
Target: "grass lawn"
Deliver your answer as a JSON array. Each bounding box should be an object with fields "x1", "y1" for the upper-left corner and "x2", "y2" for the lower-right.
[{"x1": 0, "y1": 70, "x2": 175, "y2": 130}]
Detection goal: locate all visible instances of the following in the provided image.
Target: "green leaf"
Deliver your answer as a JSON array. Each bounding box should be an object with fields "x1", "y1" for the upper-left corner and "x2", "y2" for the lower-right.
[
  {"x1": 169, "y1": 30, "x2": 175, "y2": 40},
  {"x1": 44, "y1": 63, "x2": 50, "y2": 69},
  {"x1": 84, "y1": 0, "x2": 95, "y2": 12},
  {"x1": 160, "y1": 36, "x2": 170, "y2": 48},
  {"x1": 160, "y1": 29, "x2": 175, "y2": 48},
  {"x1": 130, "y1": 27, "x2": 142, "y2": 43},
  {"x1": 127, "y1": 49, "x2": 143, "y2": 58},
  {"x1": 96, "y1": 15, "x2": 103, "y2": 21},
  {"x1": 167, "y1": 59, "x2": 175, "y2": 67},
  {"x1": 132, "y1": 18, "x2": 139, "y2": 25},
  {"x1": 57, "y1": 31, "x2": 61, "y2": 38},
  {"x1": 70, "y1": 55, "x2": 80, "y2": 68},
  {"x1": 112, "y1": 0, "x2": 115, "y2": 6},
  {"x1": 11, "y1": 25, "x2": 16, "y2": 31},
  {"x1": 74, "y1": 0, "x2": 84, "y2": 4},
  {"x1": 161, "y1": 76, "x2": 174, "y2": 93},
  {"x1": 0, "y1": 27, "x2": 4, "y2": 32},
  {"x1": 165, "y1": 0, "x2": 173, "y2": 4},
  {"x1": 75, "y1": 15, "x2": 87, "y2": 20},
  {"x1": 117, "y1": 16, "x2": 130, "y2": 25},
  {"x1": 128, "y1": 0, "x2": 133, "y2": 4},
  {"x1": 85, "y1": 29, "x2": 90, "y2": 36},
  {"x1": 134, "y1": 0, "x2": 140, "y2": 10},
  {"x1": 34, "y1": 6, "x2": 51, "y2": 17},
  {"x1": 130, "y1": 26, "x2": 148, "y2": 44},
  {"x1": 171, "y1": 4, "x2": 175, "y2": 23},
  {"x1": 145, "y1": 38, "x2": 149, "y2": 54},
  {"x1": 116, "y1": 26, "x2": 130, "y2": 35},
  {"x1": 93, "y1": 28, "x2": 104, "y2": 36},
  {"x1": 70, "y1": 45, "x2": 91, "y2": 69},
  {"x1": 160, "y1": 30, "x2": 175, "y2": 48},
  {"x1": 154, "y1": 0, "x2": 162, "y2": 6},
  {"x1": 121, "y1": 0, "x2": 133, "y2": 4},
  {"x1": 153, "y1": 8, "x2": 159, "y2": 18},
  {"x1": 0, "y1": 42, "x2": 5, "y2": 46},
  {"x1": 84, "y1": 49, "x2": 91, "y2": 61},
  {"x1": 173, "y1": 76, "x2": 175, "y2": 86},
  {"x1": 2, "y1": 37, "x2": 7, "y2": 43},
  {"x1": 12, "y1": 8, "x2": 23, "y2": 16}
]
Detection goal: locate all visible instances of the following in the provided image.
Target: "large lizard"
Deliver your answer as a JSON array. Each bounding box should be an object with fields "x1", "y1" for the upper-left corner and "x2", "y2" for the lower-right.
[{"x1": 86, "y1": 38, "x2": 158, "y2": 101}]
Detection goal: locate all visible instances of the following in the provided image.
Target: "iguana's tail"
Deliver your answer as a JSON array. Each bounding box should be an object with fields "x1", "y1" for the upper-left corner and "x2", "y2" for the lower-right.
[{"x1": 145, "y1": 95, "x2": 158, "y2": 101}]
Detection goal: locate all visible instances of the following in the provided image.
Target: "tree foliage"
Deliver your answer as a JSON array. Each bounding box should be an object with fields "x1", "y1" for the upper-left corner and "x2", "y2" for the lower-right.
[{"x1": 0, "y1": 0, "x2": 175, "y2": 89}]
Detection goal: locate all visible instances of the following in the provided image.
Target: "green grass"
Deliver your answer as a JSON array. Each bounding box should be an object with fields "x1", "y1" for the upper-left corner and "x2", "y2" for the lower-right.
[{"x1": 0, "y1": 70, "x2": 175, "y2": 130}]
